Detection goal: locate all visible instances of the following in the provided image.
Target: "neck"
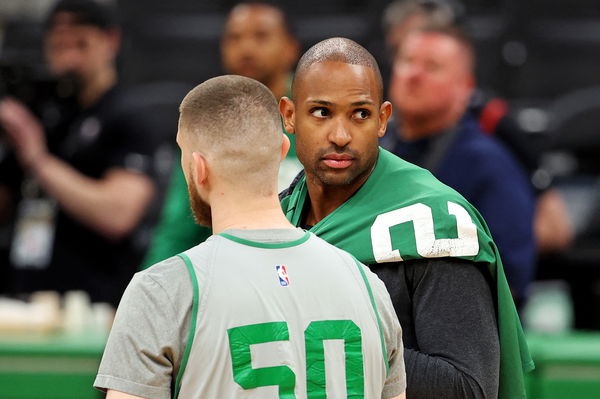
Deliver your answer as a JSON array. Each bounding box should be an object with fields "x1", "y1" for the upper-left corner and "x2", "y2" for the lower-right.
[
  {"x1": 265, "y1": 71, "x2": 290, "y2": 99},
  {"x1": 210, "y1": 187, "x2": 294, "y2": 234},
  {"x1": 400, "y1": 114, "x2": 450, "y2": 141},
  {"x1": 79, "y1": 66, "x2": 116, "y2": 108},
  {"x1": 400, "y1": 106, "x2": 464, "y2": 141},
  {"x1": 304, "y1": 165, "x2": 374, "y2": 227}
]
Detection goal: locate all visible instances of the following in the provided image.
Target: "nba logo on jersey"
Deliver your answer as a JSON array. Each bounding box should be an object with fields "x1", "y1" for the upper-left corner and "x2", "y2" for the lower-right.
[{"x1": 276, "y1": 265, "x2": 290, "y2": 287}]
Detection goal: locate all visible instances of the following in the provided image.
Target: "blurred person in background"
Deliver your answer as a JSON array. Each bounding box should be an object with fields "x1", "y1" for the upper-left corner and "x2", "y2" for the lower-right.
[
  {"x1": 381, "y1": 0, "x2": 574, "y2": 256},
  {"x1": 0, "y1": 0, "x2": 165, "y2": 307},
  {"x1": 143, "y1": 1, "x2": 301, "y2": 266},
  {"x1": 388, "y1": 25, "x2": 536, "y2": 305}
]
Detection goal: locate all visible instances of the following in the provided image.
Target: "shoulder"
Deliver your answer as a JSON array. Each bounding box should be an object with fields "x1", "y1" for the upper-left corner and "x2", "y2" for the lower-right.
[
  {"x1": 456, "y1": 118, "x2": 523, "y2": 171},
  {"x1": 129, "y1": 255, "x2": 193, "y2": 307},
  {"x1": 377, "y1": 149, "x2": 463, "y2": 199},
  {"x1": 375, "y1": 150, "x2": 480, "y2": 216},
  {"x1": 117, "y1": 252, "x2": 203, "y2": 332},
  {"x1": 406, "y1": 257, "x2": 492, "y2": 291},
  {"x1": 137, "y1": 237, "x2": 221, "y2": 300},
  {"x1": 140, "y1": 255, "x2": 188, "y2": 284},
  {"x1": 306, "y1": 233, "x2": 364, "y2": 270},
  {"x1": 97, "y1": 86, "x2": 165, "y2": 145}
]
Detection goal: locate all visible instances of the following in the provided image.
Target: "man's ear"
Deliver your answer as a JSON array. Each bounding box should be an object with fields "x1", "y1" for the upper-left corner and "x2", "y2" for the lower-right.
[
  {"x1": 191, "y1": 152, "x2": 208, "y2": 187},
  {"x1": 378, "y1": 101, "x2": 393, "y2": 138},
  {"x1": 280, "y1": 133, "x2": 290, "y2": 161},
  {"x1": 105, "y1": 28, "x2": 122, "y2": 60},
  {"x1": 462, "y1": 74, "x2": 476, "y2": 103},
  {"x1": 279, "y1": 97, "x2": 296, "y2": 134}
]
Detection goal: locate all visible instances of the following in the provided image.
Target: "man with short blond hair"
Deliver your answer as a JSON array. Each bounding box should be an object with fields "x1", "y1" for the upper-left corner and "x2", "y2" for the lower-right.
[
  {"x1": 144, "y1": 2, "x2": 302, "y2": 266},
  {"x1": 95, "y1": 75, "x2": 406, "y2": 399}
]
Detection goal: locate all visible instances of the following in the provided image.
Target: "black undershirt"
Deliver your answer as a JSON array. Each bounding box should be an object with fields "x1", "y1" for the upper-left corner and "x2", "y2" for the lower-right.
[
  {"x1": 371, "y1": 258, "x2": 499, "y2": 399},
  {"x1": 292, "y1": 178, "x2": 500, "y2": 398}
]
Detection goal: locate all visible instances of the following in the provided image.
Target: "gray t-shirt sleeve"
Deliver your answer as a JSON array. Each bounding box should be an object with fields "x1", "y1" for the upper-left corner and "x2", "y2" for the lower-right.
[
  {"x1": 364, "y1": 264, "x2": 407, "y2": 399},
  {"x1": 94, "y1": 256, "x2": 193, "y2": 399}
]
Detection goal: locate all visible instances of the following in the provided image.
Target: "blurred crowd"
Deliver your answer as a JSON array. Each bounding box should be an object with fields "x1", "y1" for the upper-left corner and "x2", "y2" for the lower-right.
[{"x1": 0, "y1": 0, "x2": 599, "y2": 330}]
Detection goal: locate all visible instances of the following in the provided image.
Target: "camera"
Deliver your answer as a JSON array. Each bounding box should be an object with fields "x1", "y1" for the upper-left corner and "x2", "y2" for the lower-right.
[{"x1": 0, "y1": 62, "x2": 79, "y2": 131}]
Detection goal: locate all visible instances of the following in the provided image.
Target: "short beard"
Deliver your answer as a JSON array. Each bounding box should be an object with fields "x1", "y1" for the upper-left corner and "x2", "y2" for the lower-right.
[{"x1": 188, "y1": 182, "x2": 212, "y2": 228}]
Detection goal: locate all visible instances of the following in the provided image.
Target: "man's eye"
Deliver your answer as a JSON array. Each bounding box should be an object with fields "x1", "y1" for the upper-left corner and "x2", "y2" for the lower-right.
[
  {"x1": 310, "y1": 108, "x2": 329, "y2": 118},
  {"x1": 352, "y1": 109, "x2": 370, "y2": 120}
]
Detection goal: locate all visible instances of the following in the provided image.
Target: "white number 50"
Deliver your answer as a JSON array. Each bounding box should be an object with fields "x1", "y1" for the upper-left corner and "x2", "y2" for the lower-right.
[{"x1": 371, "y1": 202, "x2": 479, "y2": 263}]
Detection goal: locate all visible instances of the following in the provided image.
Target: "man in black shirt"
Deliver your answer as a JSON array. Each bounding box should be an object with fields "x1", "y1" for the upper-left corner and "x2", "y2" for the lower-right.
[{"x1": 0, "y1": 0, "x2": 164, "y2": 306}]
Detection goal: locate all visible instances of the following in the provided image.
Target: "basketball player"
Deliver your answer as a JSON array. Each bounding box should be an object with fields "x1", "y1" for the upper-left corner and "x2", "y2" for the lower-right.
[{"x1": 94, "y1": 75, "x2": 406, "y2": 399}]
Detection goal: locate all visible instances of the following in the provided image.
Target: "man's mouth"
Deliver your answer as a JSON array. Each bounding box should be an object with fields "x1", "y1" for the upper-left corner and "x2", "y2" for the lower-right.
[{"x1": 322, "y1": 153, "x2": 354, "y2": 169}]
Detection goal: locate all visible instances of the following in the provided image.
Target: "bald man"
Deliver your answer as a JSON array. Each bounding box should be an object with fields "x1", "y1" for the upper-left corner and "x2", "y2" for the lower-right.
[
  {"x1": 94, "y1": 75, "x2": 406, "y2": 399},
  {"x1": 279, "y1": 37, "x2": 533, "y2": 399}
]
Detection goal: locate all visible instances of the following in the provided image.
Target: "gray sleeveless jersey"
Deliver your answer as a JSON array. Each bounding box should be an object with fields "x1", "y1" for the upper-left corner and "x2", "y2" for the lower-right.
[{"x1": 175, "y1": 231, "x2": 390, "y2": 399}]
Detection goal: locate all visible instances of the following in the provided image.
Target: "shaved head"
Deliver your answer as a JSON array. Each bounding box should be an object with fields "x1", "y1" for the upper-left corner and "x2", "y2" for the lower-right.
[
  {"x1": 178, "y1": 75, "x2": 282, "y2": 190},
  {"x1": 292, "y1": 37, "x2": 384, "y2": 103}
]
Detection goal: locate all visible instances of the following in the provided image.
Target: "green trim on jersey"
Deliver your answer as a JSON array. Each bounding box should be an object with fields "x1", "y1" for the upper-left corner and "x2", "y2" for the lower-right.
[
  {"x1": 352, "y1": 256, "x2": 390, "y2": 376},
  {"x1": 173, "y1": 253, "x2": 200, "y2": 399},
  {"x1": 219, "y1": 231, "x2": 311, "y2": 248},
  {"x1": 280, "y1": 148, "x2": 534, "y2": 399}
]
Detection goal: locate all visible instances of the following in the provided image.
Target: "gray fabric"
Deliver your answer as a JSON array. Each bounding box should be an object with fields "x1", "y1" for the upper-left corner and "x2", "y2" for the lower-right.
[
  {"x1": 95, "y1": 229, "x2": 405, "y2": 398},
  {"x1": 223, "y1": 227, "x2": 306, "y2": 242}
]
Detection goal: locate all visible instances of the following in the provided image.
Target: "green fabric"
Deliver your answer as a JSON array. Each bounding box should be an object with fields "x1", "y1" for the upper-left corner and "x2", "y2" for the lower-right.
[
  {"x1": 141, "y1": 156, "x2": 212, "y2": 268},
  {"x1": 352, "y1": 256, "x2": 389, "y2": 375},
  {"x1": 173, "y1": 253, "x2": 200, "y2": 399},
  {"x1": 304, "y1": 320, "x2": 364, "y2": 398},
  {"x1": 228, "y1": 322, "x2": 296, "y2": 398},
  {"x1": 281, "y1": 148, "x2": 534, "y2": 399}
]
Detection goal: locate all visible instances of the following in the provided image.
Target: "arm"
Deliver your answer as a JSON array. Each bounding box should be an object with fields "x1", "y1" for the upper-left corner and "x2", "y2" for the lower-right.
[
  {"x1": 0, "y1": 98, "x2": 154, "y2": 240},
  {"x1": 388, "y1": 394, "x2": 406, "y2": 399},
  {"x1": 32, "y1": 156, "x2": 154, "y2": 240},
  {"x1": 534, "y1": 188, "x2": 574, "y2": 253},
  {"x1": 106, "y1": 390, "x2": 147, "y2": 399},
  {"x1": 402, "y1": 258, "x2": 499, "y2": 399},
  {"x1": 94, "y1": 257, "x2": 192, "y2": 398}
]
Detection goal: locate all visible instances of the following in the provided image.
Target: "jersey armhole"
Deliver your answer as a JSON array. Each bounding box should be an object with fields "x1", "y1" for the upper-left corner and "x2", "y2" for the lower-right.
[
  {"x1": 172, "y1": 252, "x2": 200, "y2": 399},
  {"x1": 351, "y1": 255, "x2": 390, "y2": 375}
]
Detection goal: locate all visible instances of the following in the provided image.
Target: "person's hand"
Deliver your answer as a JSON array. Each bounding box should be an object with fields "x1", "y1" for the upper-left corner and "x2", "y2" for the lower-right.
[{"x1": 0, "y1": 98, "x2": 49, "y2": 170}]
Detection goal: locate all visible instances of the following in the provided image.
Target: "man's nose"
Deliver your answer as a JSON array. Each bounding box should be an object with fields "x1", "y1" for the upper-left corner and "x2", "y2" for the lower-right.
[
  {"x1": 51, "y1": 50, "x2": 82, "y2": 75},
  {"x1": 238, "y1": 36, "x2": 258, "y2": 55},
  {"x1": 395, "y1": 61, "x2": 421, "y2": 81},
  {"x1": 405, "y1": 63, "x2": 424, "y2": 82},
  {"x1": 328, "y1": 117, "x2": 352, "y2": 147}
]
